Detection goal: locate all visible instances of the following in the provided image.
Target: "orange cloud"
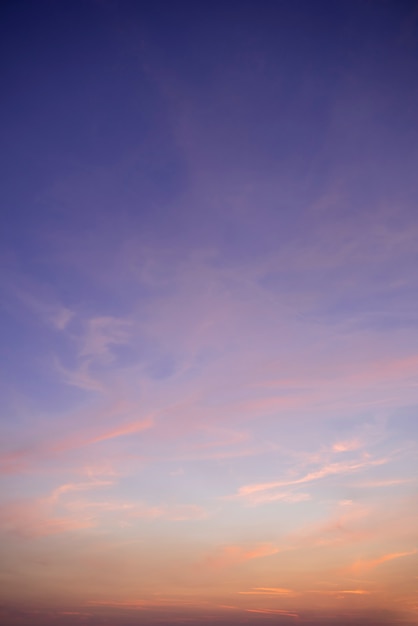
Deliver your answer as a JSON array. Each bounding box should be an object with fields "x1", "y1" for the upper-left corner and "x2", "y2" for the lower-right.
[
  {"x1": 0, "y1": 500, "x2": 95, "y2": 538},
  {"x1": 206, "y1": 543, "x2": 281, "y2": 568},
  {"x1": 239, "y1": 588, "x2": 295, "y2": 596},
  {"x1": 333, "y1": 439, "x2": 362, "y2": 452},
  {"x1": 87, "y1": 600, "x2": 148, "y2": 609},
  {"x1": 307, "y1": 589, "x2": 371, "y2": 595},
  {"x1": 246, "y1": 608, "x2": 299, "y2": 617},
  {"x1": 350, "y1": 549, "x2": 417, "y2": 573}
]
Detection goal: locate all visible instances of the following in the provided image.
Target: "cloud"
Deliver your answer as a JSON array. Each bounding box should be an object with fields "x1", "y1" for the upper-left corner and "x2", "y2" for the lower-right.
[
  {"x1": 0, "y1": 487, "x2": 207, "y2": 539},
  {"x1": 0, "y1": 400, "x2": 154, "y2": 477},
  {"x1": 239, "y1": 588, "x2": 295, "y2": 596},
  {"x1": 245, "y1": 608, "x2": 299, "y2": 617},
  {"x1": 86, "y1": 600, "x2": 148, "y2": 609},
  {"x1": 126, "y1": 503, "x2": 208, "y2": 522},
  {"x1": 49, "y1": 307, "x2": 74, "y2": 330},
  {"x1": 349, "y1": 550, "x2": 417, "y2": 573},
  {"x1": 44, "y1": 414, "x2": 153, "y2": 456},
  {"x1": 241, "y1": 490, "x2": 311, "y2": 506},
  {"x1": 0, "y1": 450, "x2": 29, "y2": 475},
  {"x1": 79, "y1": 316, "x2": 131, "y2": 360},
  {"x1": 0, "y1": 500, "x2": 95, "y2": 538},
  {"x1": 55, "y1": 359, "x2": 104, "y2": 392},
  {"x1": 351, "y1": 478, "x2": 415, "y2": 488},
  {"x1": 56, "y1": 315, "x2": 132, "y2": 392},
  {"x1": 270, "y1": 501, "x2": 375, "y2": 555},
  {"x1": 206, "y1": 543, "x2": 282, "y2": 568},
  {"x1": 89, "y1": 416, "x2": 154, "y2": 443},
  {"x1": 48, "y1": 480, "x2": 115, "y2": 503},
  {"x1": 333, "y1": 439, "x2": 362, "y2": 453},
  {"x1": 86, "y1": 597, "x2": 210, "y2": 610},
  {"x1": 233, "y1": 456, "x2": 388, "y2": 500},
  {"x1": 307, "y1": 589, "x2": 371, "y2": 595},
  {"x1": 55, "y1": 494, "x2": 207, "y2": 524},
  {"x1": 11, "y1": 285, "x2": 74, "y2": 330},
  {"x1": 161, "y1": 504, "x2": 207, "y2": 521}
]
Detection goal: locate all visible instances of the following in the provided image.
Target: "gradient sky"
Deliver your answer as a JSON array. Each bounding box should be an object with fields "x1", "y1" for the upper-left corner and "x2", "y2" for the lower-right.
[{"x1": 1, "y1": 1, "x2": 418, "y2": 625}]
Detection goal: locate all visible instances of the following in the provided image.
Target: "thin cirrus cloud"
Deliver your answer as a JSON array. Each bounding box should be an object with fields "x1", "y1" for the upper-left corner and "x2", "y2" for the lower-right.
[
  {"x1": 232, "y1": 456, "x2": 389, "y2": 500},
  {"x1": 238, "y1": 588, "x2": 295, "y2": 596},
  {"x1": 0, "y1": 499, "x2": 96, "y2": 538},
  {"x1": 206, "y1": 544, "x2": 283, "y2": 569},
  {"x1": 349, "y1": 550, "x2": 418, "y2": 573},
  {"x1": 333, "y1": 439, "x2": 363, "y2": 453},
  {"x1": 245, "y1": 608, "x2": 299, "y2": 618}
]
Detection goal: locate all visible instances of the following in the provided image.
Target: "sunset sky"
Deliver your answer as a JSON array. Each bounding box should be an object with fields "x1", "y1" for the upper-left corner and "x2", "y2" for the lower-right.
[{"x1": 1, "y1": 1, "x2": 418, "y2": 625}]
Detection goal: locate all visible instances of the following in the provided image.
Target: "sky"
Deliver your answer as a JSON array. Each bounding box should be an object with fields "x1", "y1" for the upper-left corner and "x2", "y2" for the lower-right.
[{"x1": 1, "y1": 1, "x2": 418, "y2": 624}]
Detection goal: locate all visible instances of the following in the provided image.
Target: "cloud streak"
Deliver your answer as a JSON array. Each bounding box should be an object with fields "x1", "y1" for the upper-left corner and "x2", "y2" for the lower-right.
[
  {"x1": 350, "y1": 550, "x2": 417, "y2": 573},
  {"x1": 232, "y1": 457, "x2": 388, "y2": 501}
]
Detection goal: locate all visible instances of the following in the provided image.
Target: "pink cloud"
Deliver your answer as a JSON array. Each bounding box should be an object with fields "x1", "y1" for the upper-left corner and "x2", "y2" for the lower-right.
[
  {"x1": 0, "y1": 450, "x2": 29, "y2": 475},
  {"x1": 351, "y1": 478, "x2": 415, "y2": 488},
  {"x1": 0, "y1": 500, "x2": 95, "y2": 538},
  {"x1": 349, "y1": 550, "x2": 417, "y2": 573},
  {"x1": 48, "y1": 479, "x2": 115, "y2": 502},
  {"x1": 57, "y1": 495, "x2": 207, "y2": 524},
  {"x1": 206, "y1": 543, "x2": 281, "y2": 568},
  {"x1": 126, "y1": 502, "x2": 207, "y2": 521},
  {"x1": 333, "y1": 439, "x2": 362, "y2": 453},
  {"x1": 295, "y1": 507, "x2": 372, "y2": 548},
  {"x1": 89, "y1": 416, "x2": 154, "y2": 443},
  {"x1": 240, "y1": 490, "x2": 311, "y2": 506},
  {"x1": 234, "y1": 456, "x2": 388, "y2": 499},
  {"x1": 0, "y1": 412, "x2": 154, "y2": 476}
]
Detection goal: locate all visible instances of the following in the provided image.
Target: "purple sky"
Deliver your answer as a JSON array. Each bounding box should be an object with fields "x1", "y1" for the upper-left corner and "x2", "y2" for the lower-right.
[{"x1": 1, "y1": 1, "x2": 418, "y2": 625}]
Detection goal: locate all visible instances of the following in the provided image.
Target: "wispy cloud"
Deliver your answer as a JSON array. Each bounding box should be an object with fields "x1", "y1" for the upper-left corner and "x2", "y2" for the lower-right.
[
  {"x1": 55, "y1": 414, "x2": 153, "y2": 452},
  {"x1": 129, "y1": 503, "x2": 208, "y2": 521},
  {"x1": 0, "y1": 500, "x2": 95, "y2": 538},
  {"x1": 55, "y1": 359, "x2": 104, "y2": 392},
  {"x1": 333, "y1": 439, "x2": 363, "y2": 453},
  {"x1": 56, "y1": 493, "x2": 208, "y2": 523},
  {"x1": 206, "y1": 543, "x2": 282, "y2": 569},
  {"x1": 48, "y1": 479, "x2": 115, "y2": 503},
  {"x1": 240, "y1": 490, "x2": 311, "y2": 506},
  {"x1": 11, "y1": 285, "x2": 74, "y2": 330},
  {"x1": 351, "y1": 478, "x2": 416, "y2": 488},
  {"x1": 232, "y1": 456, "x2": 388, "y2": 501},
  {"x1": 245, "y1": 608, "x2": 299, "y2": 617},
  {"x1": 239, "y1": 588, "x2": 295, "y2": 596},
  {"x1": 89, "y1": 416, "x2": 154, "y2": 443},
  {"x1": 0, "y1": 450, "x2": 29, "y2": 475},
  {"x1": 55, "y1": 315, "x2": 132, "y2": 392},
  {"x1": 349, "y1": 550, "x2": 417, "y2": 573},
  {"x1": 79, "y1": 316, "x2": 131, "y2": 361}
]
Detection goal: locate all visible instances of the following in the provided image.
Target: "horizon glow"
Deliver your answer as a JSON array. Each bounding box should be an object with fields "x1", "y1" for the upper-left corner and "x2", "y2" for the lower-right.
[{"x1": 1, "y1": 2, "x2": 418, "y2": 625}]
